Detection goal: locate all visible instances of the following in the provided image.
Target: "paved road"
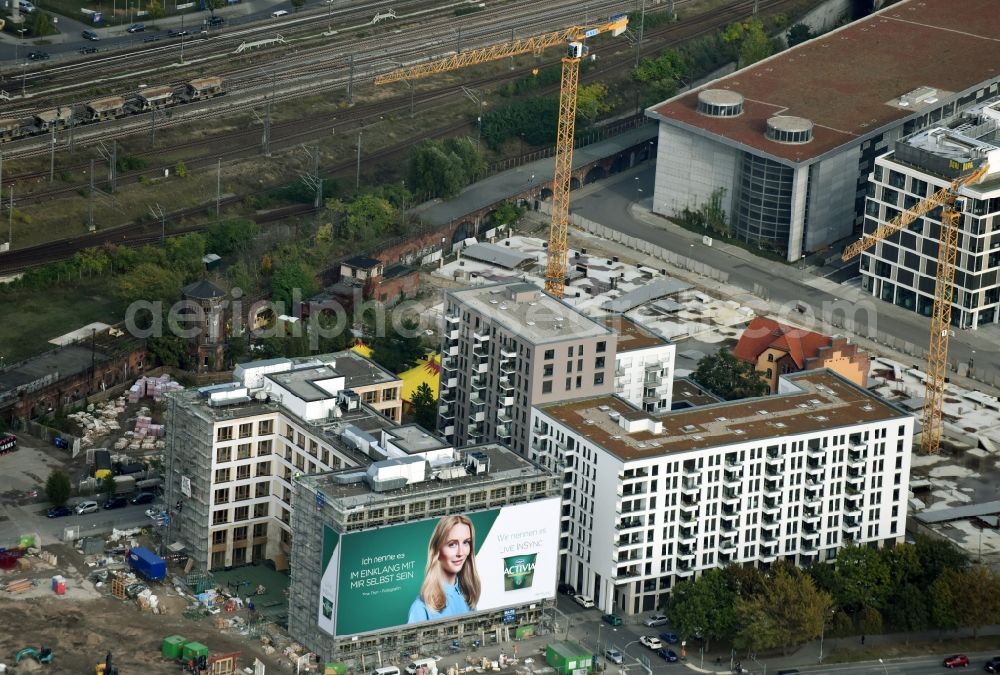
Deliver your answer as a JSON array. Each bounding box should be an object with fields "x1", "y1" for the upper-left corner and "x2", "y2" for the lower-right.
[
  {"x1": 0, "y1": 500, "x2": 152, "y2": 547},
  {"x1": 569, "y1": 164, "x2": 1000, "y2": 383}
]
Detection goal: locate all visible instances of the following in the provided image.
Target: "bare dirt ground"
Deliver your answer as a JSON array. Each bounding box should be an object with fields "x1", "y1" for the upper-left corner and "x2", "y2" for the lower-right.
[{"x1": 0, "y1": 543, "x2": 294, "y2": 675}]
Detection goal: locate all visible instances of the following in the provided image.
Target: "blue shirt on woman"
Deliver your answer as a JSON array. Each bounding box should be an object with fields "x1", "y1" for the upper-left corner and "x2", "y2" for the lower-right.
[{"x1": 407, "y1": 580, "x2": 471, "y2": 623}]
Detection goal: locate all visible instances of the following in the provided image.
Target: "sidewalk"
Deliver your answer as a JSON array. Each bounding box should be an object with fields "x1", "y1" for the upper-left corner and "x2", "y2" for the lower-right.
[{"x1": 679, "y1": 624, "x2": 1000, "y2": 674}]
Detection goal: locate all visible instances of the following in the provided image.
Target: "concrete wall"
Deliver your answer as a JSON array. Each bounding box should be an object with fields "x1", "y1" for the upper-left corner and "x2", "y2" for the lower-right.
[
  {"x1": 804, "y1": 146, "x2": 863, "y2": 252},
  {"x1": 653, "y1": 124, "x2": 739, "y2": 219}
]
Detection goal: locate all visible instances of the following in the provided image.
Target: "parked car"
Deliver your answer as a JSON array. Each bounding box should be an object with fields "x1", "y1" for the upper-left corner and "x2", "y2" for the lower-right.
[
  {"x1": 271, "y1": 9, "x2": 288, "y2": 17},
  {"x1": 126, "y1": 22, "x2": 145, "y2": 32},
  {"x1": 604, "y1": 650, "x2": 623, "y2": 665},
  {"x1": 644, "y1": 613, "x2": 668, "y2": 627},
  {"x1": 656, "y1": 648, "x2": 678, "y2": 662},
  {"x1": 142, "y1": 34, "x2": 162, "y2": 42},
  {"x1": 130, "y1": 492, "x2": 155, "y2": 505},
  {"x1": 639, "y1": 636, "x2": 662, "y2": 650},
  {"x1": 573, "y1": 595, "x2": 595, "y2": 609},
  {"x1": 103, "y1": 496, "x2": 128, "y2": 510},
  {"x1": 168, "y1": 28, "x2": 190, "y2": 37},
  {"x1": 46, "y1": 505, "x2": 72, "y2": 518},
  {"x1": 75, "y1": 500, "x2": 99, "y2": 514},
  {"x1": 27, "y1": 51, "x2": 50, "y2": 61},
  {"x1": 986, "y1": 657, "x2": 1000, "y2": 673},
  {"x1": 601, "y1": 614, "x2": 623, "y2": 626},
  {"x1": 943, "y1": 655, "x2": 969, "y2": 668},
  {"x1": 557, "y1": 583, "x2": 576, "y2": 596},
  {"x1": 82, "y1": 29, "x2": 100, "y2": 40},
  {"x1": 79, "y1": 46, "x2": 98, "y2": 54},
  {"x1": 205, "y1": 15, "x2": 224, "y2": 26},
  {"x1": 659, "y1": 632, "x2": 679, "y2": 644}
]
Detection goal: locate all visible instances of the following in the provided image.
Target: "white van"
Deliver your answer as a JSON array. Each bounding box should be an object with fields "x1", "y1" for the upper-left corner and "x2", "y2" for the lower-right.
[
  {"x1": 373, "y1": 668, "x2": 400, "y2": 675},
  {"x1": 405, "y1": 659, "x2": 438, "y2": 675}
]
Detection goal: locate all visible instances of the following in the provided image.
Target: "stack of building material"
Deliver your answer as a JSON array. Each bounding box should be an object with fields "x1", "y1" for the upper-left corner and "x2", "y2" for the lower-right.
[
  {"x1": 4, "y1": 578, "x2": 32, "y2": 593},
  {"x1": 128, "y1": 375, "x2": 183, "y2": 402}
]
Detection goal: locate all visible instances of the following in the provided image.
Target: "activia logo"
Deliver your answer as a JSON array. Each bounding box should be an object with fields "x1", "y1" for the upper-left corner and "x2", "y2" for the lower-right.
[{"x1": 503, "y1": 554, "x2": 537, "y2": 591}]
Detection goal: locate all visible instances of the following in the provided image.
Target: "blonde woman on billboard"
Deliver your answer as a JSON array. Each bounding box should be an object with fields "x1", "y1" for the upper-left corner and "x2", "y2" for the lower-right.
[{"x1": 407, "y1": 515, "x2": 481, "y2": 623}]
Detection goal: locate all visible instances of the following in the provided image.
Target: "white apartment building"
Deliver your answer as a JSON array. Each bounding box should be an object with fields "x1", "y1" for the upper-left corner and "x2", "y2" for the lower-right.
[
  {"x1": 531, "y1": 370, "x2": 913, "y2": 615},
  {"x1": 164, "y1": 352, "x2": 403, "y2": 571},
  {"x1": 609, "y1": 316, "x2": 675, "y2": 413},
  {"x1": 859, "y1": 99, "x2": 1000, "y2": 329}
]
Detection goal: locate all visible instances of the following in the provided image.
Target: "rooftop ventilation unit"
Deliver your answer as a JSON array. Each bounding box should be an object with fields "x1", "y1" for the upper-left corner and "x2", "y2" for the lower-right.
[
  {"x1": 733, "y1": 429, "x2": 745, "y2": 435},
  {"x1": 756, "y1": 410, "x2": 768, "y2": 416},
  {"x1": 338, "y1": 389, "x2": 360, "y2": 412},
  {"x1": 682, "y1": 424, "x2": 698, "y2": 433},
  {"x1": 467, "y1": 451, "x2": 490, "y2": 475},
  {"x1": 765, "y1": 115, "x2": 813, "y2": 144},
  {"x1": 598, "y1": 405, "x2": 611, "y2": 412},
  {"x1": 696, "y1": 89, "x2": 744, "y2": 117}
]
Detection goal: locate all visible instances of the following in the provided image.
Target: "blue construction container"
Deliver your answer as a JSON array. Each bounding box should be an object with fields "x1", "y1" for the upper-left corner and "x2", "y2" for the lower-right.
[{"x1": 127, "y1": 546, "x2": 166, "y2": 582}]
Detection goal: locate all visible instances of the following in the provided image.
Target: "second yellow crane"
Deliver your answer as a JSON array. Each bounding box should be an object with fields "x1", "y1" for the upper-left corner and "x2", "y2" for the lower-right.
[
  {"x1": 842, "y1": 162, "x2": 989, "y2": 454},
  {"x1": 375, "y1": 15, "x2": 630, "y2": 298}
]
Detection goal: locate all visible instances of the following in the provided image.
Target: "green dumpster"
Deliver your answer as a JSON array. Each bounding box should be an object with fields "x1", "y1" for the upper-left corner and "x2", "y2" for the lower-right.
[
  {"x1": 182, "y1": 641, "x2": 209, "y2": 662},
  {"x1": 162, "y1": 636, "x2": 187, "y2": 660}
]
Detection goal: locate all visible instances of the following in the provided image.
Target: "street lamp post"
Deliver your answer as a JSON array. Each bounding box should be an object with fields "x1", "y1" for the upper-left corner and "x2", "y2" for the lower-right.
[{"x1": 878, "y1": 658, "x2": 889, "y2": 675}]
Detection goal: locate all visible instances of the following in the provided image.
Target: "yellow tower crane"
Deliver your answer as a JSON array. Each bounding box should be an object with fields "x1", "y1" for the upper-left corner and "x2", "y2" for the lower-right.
[
  {"x1": 841, "y1": 162, "x2": 989, "y2": 454},
  {"x1": 375, "y1": 14, "x2": 630, "y2": 297}
]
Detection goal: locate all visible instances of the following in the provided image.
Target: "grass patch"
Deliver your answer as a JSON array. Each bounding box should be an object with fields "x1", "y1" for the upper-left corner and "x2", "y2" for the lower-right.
[{"x1": 0, "y1": 278, "x2": 126, "y2": 363}]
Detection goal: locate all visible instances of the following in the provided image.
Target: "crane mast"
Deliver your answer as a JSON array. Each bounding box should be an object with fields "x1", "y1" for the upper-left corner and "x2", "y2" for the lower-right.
[
  {"x1": 375, "y1": 15, "x2": 629, "y2": 298},
  {"x1": 842, "y1": 163, "x2": 988, "y2": 454}
]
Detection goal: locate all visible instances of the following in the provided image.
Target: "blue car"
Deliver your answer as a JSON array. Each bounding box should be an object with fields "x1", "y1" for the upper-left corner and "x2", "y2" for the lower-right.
[
  {"x1": 656, "y1": 648, "x2": 679, "y2": 662},
  {"x1": 47, "y1": 505, "x2": 72, "y2": 518},
  {"x1": 659, "y1": 632, "x2": 679, "y2": 644}
]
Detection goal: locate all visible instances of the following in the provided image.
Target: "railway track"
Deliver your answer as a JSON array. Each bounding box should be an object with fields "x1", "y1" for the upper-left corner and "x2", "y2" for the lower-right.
[{"x1": 0, "y1": 0, "x2": 803, "y2": 274}]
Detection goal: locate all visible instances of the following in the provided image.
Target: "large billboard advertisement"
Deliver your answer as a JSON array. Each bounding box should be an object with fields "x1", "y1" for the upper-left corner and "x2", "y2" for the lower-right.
[{"x1": 317, "y1": 497, "x2": 560, "y2": 636}]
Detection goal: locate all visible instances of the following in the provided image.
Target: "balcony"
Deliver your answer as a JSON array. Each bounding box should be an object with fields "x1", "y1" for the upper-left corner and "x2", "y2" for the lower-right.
[
  {"x1": 762, "y1": 499, "x2": 782, "y2": 516},
  {"x1": 801, "y1": 529, "x2": 820, "y2": 543},
  {"x1": 500, "y1": 395, "x2": 515, "y2": 407},
  {"x1": 679, "y1": 527, "x2": 697, "y2": 545},
  {"x1": 806, "y1": 463, "x2": 824, "y2": 479},
  {"x1": 500, "y1": 347, "x2": 517, "y2": 360},
  {"x1": 679, "y1": 501, "x2": 698, "y2": 517},
  {"x1": 803, "y1": 509, "x2": 821, "y2": 524},
  {"x1": 764, "y1": 477, "x2": 782, "y2": 498},
  {"x1": 765, "y1": 453, "x2": 783, "y2": 468},
  {"x1": 720, "y1": 537, "x2": 737, "y2": 552},
  {"x1": 720, "y1": 511, "x2": 739, "y2": 527},
  {"x1": 497, "y1": 424, "x2": 512, "y2": 439},
  {"x1": 445, "y1": 313, "x2": 459, "y2": 324},
  {"x1": 439, "y1": 405, "x2": 455, "y2": 420},
  {"x1": 843, "y1": 519, "x2": 862, "y2": 536},
  {"x1": 471, "y1": 376, "x2": 487, "y2": 391},
  {"x1": 677, "y1": 547, "x2": 696, "y2": 562},
  {"x1": 681, "y1": 478, "x2": 700, "y2": 495},
  {"x1": 804, "y1": 481, "x2": 823, "y2": 497},
  {"x1": 471, "y1": 410, "x2": 486, "y2": 423},
  {"x1": 675, "y1": 563, "x2": 694, "y2": 577},
  {"x1": 846, "y1": 473, "x2": 865, "y2": 490},
  {"x1": 444, "y1": 375, "x2": 458, "y2": 388},
  {"x1": 473, "y1": 330, "x2": 490, "y2": 343},
  {"x1": 441, "y1": 424, "x2": 455, "y2": 437},
  {"x1": 616, "y1": 517, "x2": 644, "y2": 531},
  {"x1": 445, "y1": 344, "x2": 459, "y2": 357},
  {"x1": 721, "y1": 489, "x2": 741, "y2": 506},
  {"x1": 682, "y1": 465, "x2": 701, "y2": 478},
  {"x1": 724, "y1": 472, "x2": 742, "y2": 489},
  {"x1": 807, "y1": 442, "x2": 825, "y2": 458},
  {"x1": 445, "y1": 326, "x2": 459, "y2": 339},
  {"x1": 761, "y1": 521, "x2": 780, "y2": 537},
  {"x1": 441, "y1": 357, "x2": 457, "y2": 372},
  {"x1": 845, "y1": 490, "x2": 863, "y2": 506}
]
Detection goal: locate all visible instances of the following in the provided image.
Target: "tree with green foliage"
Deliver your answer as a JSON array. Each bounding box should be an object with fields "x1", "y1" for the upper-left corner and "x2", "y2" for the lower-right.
[
  {"x1": 884, "y1": 583, "x2": 929, "y2": 635},
  {"x1": 411, "y1": 382, "x2": 437, "y2": 430},
  {"x1": 722, "y1": 18, "x2": 776, "y2": 68},
  {"x1": 269, "y1": 259, "x2": 317, "y2": 309},
  {"x1": 204, "y1": 0, "x2": 223, "y2": 14},
  {"x1": 207, "y1": 219, "x2": 258, "y2": 257},
  {"x1": 347, "y1": 194, "x2": 397, "y2": 240},
  {"x1": 481, "y1": 97, "x2": 560, "y2": 150},
  {"x1": 370, "y1": 317, "x2": 424, "y2": 373},
  {"x1": 953, "y1": 567, "x2": 1000, "y2": 637},
  {"x1": 45, "y1": 470, "x2": 72, "y2": 507},
  {"x1": 666, "y1": 568, "x2": 736, "y2": 650},
  {"x1": 100, "y1": 474, "x2": 116, "y2": 502},
  {"x1": 786, "y1": 23, "x2": 813, "y2": 48},
  {"x1": 831, "y1": 545, "x2": 892, "y2": 612},
  {"x1": 73, "y1": 247, "x2": 111, "y2": 278},
  {"x1": 290, "y1": 0, "x2": 305, "y2": 9},
  {"x1": 929, "y1": 568, "x2": 962, "y2": 631},
  {"x1": 29, "y1": 10, "x2": 54, "y2": 37},
  {"x1": 148, "y1": 334, "x2": 189, "y2": 368},
  {"x1": 913, "y1": 533, "x2": 967, "y2": 586},
  {"x1": 407, "y1": 141, "x2": 467, "y2": 199},
  {"x1": 146, "y1": 0, "x2": 165, "y2": 18},
  {"x1": 490, "y1": 201, "x2": 523, "y2": 227},
  {"x1": 575, "y1": 83, "x2": 612, "y2": 126},
  {"x1": 735, "y1": 565, "x2": 832, "y2": 654},
  {"x1": 692, "y1": 348, "x2": 769, "y2": 400},
  {"x1": 633, "y1": 49, "x2": 687, "y2": 108},
  {"x1": 115, "y1": 262, "x2": 185, "y2": 306}
]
